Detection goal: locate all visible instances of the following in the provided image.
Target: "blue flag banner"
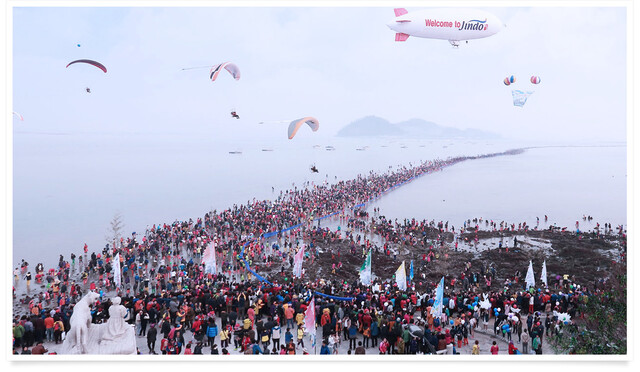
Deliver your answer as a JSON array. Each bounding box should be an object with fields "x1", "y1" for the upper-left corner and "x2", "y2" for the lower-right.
[
  {"x1": 409, "y1": 260, "x2": 414, "y2": 283},
  {"x1": 431, "y1": 277, "x2": 444, "y2": 317}
]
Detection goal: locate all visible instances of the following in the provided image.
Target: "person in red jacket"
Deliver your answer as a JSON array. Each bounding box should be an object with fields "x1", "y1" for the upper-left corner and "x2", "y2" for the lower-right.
[
  {"x1": 379, "y1": 338, "x2": 389, "y2": 354},
  {"x1": 491, "y1": 341, "x2": 499, "y2": 354}
]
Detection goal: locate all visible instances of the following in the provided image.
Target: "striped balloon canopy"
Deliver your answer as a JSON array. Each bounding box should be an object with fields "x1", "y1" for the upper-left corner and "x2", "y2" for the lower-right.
[
  {"x1": 530, "y1": 76, "x2": 541, "y2": 84},
  {"x1": 503, "y1": 75, "x2": 516, "y2": 86}
]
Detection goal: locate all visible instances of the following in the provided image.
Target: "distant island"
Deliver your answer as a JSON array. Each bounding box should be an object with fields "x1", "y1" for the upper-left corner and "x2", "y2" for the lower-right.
[{"x1": 336, "y1": 116, "x2": 500, "y2": 139}]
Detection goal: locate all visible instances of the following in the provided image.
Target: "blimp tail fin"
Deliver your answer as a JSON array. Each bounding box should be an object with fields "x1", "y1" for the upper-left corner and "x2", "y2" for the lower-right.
[
  {"x1": 395, "y1": 33, "x2": 410, "y2": 42},
  {"x1": 394, "y1": 8, "x2": 408, "y2": 17}
]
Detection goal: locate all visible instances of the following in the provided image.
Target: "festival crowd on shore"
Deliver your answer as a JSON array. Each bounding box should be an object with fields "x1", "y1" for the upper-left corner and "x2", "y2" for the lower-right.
[{"x1": 12, "y1": 150, "x2": 625, "y2": 356}]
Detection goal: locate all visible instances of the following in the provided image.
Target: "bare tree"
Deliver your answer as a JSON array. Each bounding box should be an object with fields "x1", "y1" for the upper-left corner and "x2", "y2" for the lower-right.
[{"x1": 106, "y1": 212, "x2": 125, "y2": 248}]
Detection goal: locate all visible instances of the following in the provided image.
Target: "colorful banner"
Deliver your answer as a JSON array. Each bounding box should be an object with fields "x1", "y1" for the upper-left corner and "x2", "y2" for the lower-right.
[
  {"x1": 293, "y1": 246, "x2": 305, "y2": 278},
  {"x1": 395, "y1": 261, "x2": 407, "y2": 291},
  {"x1": 304, "y1": 297, "x2": 316, "y2": 333},
  {"x1": 359, "y1": 249, "x2": 372, "y2": 286},
  {"x1": 202, "y1": 241, "x2": 217, "y2": 275},
  {"x1": 431, "y1": 277, "x2": 444, "y2": 317}
]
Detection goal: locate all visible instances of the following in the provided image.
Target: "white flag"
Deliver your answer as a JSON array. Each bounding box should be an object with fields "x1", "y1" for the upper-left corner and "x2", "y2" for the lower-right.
[
  {"x1": 113, "y1": 253, "x2": 121, "y2": 289},
  {"x1": 540, "y1": 260, "x2": 548, "y2": 287},
  {"x1": 293, "y1": 246, "x2": 305, "y2": 279},
  {"x1": 202, "y1": 241, "x2": 217, "y2": 275},
  {"x1": 395, "y1": 261, "x2": 407, "y2": 291},
  {"x1": 525, "y1": 260, "x2": 535, "y2": 290},
  {"x1": 359, "y1": 249, "x2": 372, "y2": 286}
]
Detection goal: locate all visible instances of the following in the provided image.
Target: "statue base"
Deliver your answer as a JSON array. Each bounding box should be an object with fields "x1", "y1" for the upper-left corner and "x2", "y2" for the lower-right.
[{"x1": 61, "y1": 323, "x2": 137, "y2": 355}]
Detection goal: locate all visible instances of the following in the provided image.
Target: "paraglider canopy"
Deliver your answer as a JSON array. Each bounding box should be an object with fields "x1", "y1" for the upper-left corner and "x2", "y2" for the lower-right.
[
  {"x1": 288, "y1": 117, "x2": 319, "y2": 139},
  {"x1": 210, "y1": 62, "x2": 240, "y2": 81},
  {"x1": 66, "y1": 59, "x2": 107, "y2": 73}
]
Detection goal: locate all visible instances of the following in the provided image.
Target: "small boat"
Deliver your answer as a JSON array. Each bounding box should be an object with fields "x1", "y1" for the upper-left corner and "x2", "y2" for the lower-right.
[
  {"x1": 356, "y1": 147, "x2": 365, "y2": 151},
  {"x1": 261, "y1": 149, "x2": 274, "y2": 152},
  {"x1": 325, "y1": 146, "x2": 335, "y2": 151},
  {"x1": 400, "y1": 145, "x2": 408, "y2": 149},
  {"x1": 229, "y1": 151, "x2": 242, "y2": 154},
  {"x1": 312, "y1": 145, "x2": 321, "y2": 149}
]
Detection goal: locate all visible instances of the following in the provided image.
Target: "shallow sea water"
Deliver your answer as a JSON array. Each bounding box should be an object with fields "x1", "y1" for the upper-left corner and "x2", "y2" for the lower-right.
[{"x1": 12, "y1": 132, "x2": 626, "y2": 269}]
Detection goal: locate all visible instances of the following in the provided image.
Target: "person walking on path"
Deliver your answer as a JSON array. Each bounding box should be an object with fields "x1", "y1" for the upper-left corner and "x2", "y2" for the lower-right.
[
  {"x1": 348, "y1": 320, "x2": 358, "y2": 350},
  {"x1": 206, "y1": 318, "x2": 219, "y2": 348},
  {"x1": 271, "y1": 324, "x2": 281, "y2": 350},
  {"x1": 296, "y1": 324, "x2": 305, "y2": 349},
  {"x1": 53, "y1": 318, "x2": 64, "y2": 344},
  {"x1": 13, "y1": 321, "x2": 24, "y2": 349},
  {"x1": 532, "y1": 335, "x2": 542, "y2": 354},
  {"x1": 44, "y1": 314, "x2": 54, "y2": 342},
  {"x1": 521, "y1": 329, "x2": 530, "y2": 354},
  {"x1": 147, "y1": 323, "x2": 158, "y2": 354}
]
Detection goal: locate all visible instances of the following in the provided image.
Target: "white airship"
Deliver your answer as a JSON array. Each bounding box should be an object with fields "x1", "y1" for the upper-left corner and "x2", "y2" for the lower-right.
[{"x1": 387, "y1": 8, "x2": 504, "y2": 46}]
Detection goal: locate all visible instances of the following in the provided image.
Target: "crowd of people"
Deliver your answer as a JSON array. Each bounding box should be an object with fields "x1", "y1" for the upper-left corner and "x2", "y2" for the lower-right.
[{"x1": 12, "y1": 149, "x2": 625, "y2": 356}]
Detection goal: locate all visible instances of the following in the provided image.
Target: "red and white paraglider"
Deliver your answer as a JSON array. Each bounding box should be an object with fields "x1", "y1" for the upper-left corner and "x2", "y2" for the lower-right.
[
  {"x1": 209, "y1": 62, "x2": 240, "y2": 82},
  {"x1": 66, "y1": 59, "x2": 107, "y2": 73},
  {"x1": 66, "y1": 59, "x2": 107, "y2": 93}
]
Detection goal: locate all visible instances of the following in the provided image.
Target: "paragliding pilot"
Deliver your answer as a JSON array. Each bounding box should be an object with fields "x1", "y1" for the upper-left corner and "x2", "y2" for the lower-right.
[
  {"x1": 231, "y1": 111, "x2": 239, "y2": 119},
  {"x1": 310, "y1": 165, "x2": 319, "y2": 173},
  {"x1": 85, "y1": 87, "x2": 91, "y2": 93}
]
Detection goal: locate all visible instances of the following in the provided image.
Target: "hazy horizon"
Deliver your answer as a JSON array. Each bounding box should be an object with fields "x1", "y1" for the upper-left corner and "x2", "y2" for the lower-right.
[
  {"x1": 6, "y1": 1, "x2": 631, "y2": 272},
  {"x1": 10, "y1": 5, "x2": 627, "y2": 143}
]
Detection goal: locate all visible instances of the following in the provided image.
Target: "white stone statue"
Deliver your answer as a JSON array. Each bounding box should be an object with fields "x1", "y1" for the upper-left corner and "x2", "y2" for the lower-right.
[
  {"x1": 61, "y1": 293, "x2": 136, "y2": 354},
  {"x1": 102, "y1": 297, "x2": 129, "y2": 341},
  {"x1": 61, "y1": 291, "x2": 100, "y2": 354},
  {"x1": 97, "y1": 296, "x2": 136, "y2": 354}
]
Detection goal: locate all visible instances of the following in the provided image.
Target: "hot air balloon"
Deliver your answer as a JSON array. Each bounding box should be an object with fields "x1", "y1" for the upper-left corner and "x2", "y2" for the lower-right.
[
  {"x1": 504, "y1": 75, "x2": 516, "y2": 86},
  {"x1": 530, "y1": 76, "x2": 541, "y2": 84}
]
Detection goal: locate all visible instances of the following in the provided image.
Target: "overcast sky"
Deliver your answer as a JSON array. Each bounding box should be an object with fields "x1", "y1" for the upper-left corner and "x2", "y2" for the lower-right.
[{"x1": 10, "y1": 2, "x2": 628, "y2": 142}]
